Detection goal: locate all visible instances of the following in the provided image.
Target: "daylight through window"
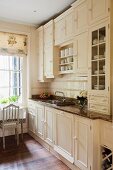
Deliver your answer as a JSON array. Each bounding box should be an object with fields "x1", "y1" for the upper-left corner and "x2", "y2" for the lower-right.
[{"x1": 0, "y1": 55, "x2": 23, "y2": 102}]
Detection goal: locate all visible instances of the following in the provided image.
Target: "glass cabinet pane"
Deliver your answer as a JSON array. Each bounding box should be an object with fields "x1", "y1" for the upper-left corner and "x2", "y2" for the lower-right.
[{"x1": 91, "y1": 26, "x2": 106, "y2": 90}]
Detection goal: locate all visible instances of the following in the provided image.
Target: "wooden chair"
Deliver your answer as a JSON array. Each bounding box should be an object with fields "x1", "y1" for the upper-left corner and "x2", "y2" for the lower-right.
[{"x1": 0, "y1": 104, "x2": 19, "y2": 149}]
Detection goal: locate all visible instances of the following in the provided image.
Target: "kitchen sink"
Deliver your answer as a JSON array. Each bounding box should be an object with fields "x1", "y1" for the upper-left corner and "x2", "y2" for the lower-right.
[{"x1": 43, "y1": 99, "x2": 75, "y2": 106}]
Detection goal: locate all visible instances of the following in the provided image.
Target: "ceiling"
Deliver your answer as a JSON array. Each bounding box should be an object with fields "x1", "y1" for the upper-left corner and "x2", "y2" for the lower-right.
[{"x1": 0, "y1": 0, "x2": 75, "y2": 27}]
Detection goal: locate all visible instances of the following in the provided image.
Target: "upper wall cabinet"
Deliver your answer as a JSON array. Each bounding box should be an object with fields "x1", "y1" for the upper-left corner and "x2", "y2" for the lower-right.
[
  {"x1": 44, "y1": 20, "x2": 59, "y2": 78},
  {"x1": 88, "y1": 0, "x2": 110, "y2": 25},
  {"x1": 37, "y1": 26, "x2": 47, "y2": 82},
  {"x1": 54, "y1": 8, "x2": 74, "y2": 45},
  {"x1": 72, "y1": 0, "x2": 88, "y2": 35},
  {"x1": 74, "y1": 31, "x2": 88, "y2": 75}
]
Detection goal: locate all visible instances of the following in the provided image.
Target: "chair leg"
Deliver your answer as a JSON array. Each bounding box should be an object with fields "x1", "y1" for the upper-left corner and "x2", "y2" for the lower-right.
[
  {"x1": 16, "y1": 127, "x2": 19, "y2": 146},
  {"x1": 3, "y1": 127, "x2": 5, "y2": 149},
  {"x1": 21, "y1": 121, "x2": 23, "y2": 141},
  {"x1": 15, "y1": 128, "x2": 17, "y2": 140}
]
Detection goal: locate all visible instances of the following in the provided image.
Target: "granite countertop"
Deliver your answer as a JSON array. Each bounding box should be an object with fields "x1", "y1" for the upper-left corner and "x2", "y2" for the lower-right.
[{"x1": 29, "y1": 98, "x2": 112, "y2": 122}]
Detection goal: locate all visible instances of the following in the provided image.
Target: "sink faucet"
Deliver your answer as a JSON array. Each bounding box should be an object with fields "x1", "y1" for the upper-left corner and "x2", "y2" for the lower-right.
[{"x1": 55, "y1": 91, "x2": 65, "y2": 101}]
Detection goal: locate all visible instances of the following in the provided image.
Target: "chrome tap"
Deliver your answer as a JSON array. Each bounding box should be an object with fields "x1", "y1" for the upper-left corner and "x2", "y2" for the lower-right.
[{"x1": 55, "y1": 91, "x2": 65, "y2": 101}]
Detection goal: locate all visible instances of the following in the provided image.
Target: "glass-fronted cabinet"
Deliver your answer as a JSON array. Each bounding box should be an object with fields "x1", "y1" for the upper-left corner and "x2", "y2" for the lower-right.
[
  {"x1": 91, "y1": 27, "x2": 106, "y2": 90},
  {"x1": 88, "y1": 21, "x2": 110, "y2": 115}
]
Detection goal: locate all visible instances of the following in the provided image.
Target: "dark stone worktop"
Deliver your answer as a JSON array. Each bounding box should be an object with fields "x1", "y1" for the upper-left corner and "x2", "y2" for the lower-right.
[{"x1": 29, "y1": 98, "x2": 112, "y2": 122}]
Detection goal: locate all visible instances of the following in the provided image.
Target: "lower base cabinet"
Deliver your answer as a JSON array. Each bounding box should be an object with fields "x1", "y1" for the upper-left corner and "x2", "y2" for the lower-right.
[
  {"x1": 35, "y1": 103, "x2": 45, "y2": 139},
  {"x1": 35, "y1": 104, "x2": 54, "y2": 146},
  {"x1": 54, "y1": 110, "x2": 74, "y2": 163},
  {"x1": 44, "y1": 106, "x2": 54, "y2": 146},
  {"x1": 28, "y1": 100, "x2": 113, "y2": 170},
  {"x1": 74, "y1": 116, "x2": 92, "y2": 170}
]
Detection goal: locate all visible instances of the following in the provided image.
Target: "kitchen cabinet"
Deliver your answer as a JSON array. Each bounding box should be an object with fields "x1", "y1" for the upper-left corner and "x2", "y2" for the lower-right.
[
  {"x1": 44, "y1": 106, "x2": 54, "y2": 146},
  {"x1": 35, "y1": 104, "x2": 54, "y2": 146},
  {"x1": 28, "y1": 100, "x2": 37, "y2": 134},
  {"x1": 100, "y1": 120, "x2": 113, "y2": 150},
  {"x1": 54, "y1": 8, "x2": 74, "y2": 45},
  {"x1": 74, "y1": 31, "x2": 88, "y2": 75},
  {"x1": 72, "y1": 0, "x2": 88, "y2": 35},
  {"x1": 35, "y1": 103, "x2": 45, "y2": 139},
  {"x1": 88, "y1": 0, "x2": 109, "y2": 25},
  {"x1": 88, "y1": 21, "x2": 110, "y2": 114},
  {"x1": 74, "y1": 116, "x2": 92, "y2": 170},
  {"x1": 100, "y1": 120, "x2": 113, "y2": 170},
  {"x1": 44, "y1": 20, "x2": 59, "y2": 78},
  {"x1": 54, "y1": 17, "x2": 65, "y2": 45},
  {"x1": 65, "y1": 9, "x2": 74, "y2": 42},
  {"x1": 37, "y1": 26, "x2": 46, "y2": 82},
  {"x1": 54, "y1": 110, "x2": 74, "y2": 163}
]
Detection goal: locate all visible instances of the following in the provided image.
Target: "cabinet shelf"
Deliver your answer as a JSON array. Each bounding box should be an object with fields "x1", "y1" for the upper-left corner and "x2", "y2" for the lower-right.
[
  {"x1": 60, "y1": 55, "x2": 73, "y2": 59},
  {"x1": 92, "y1": 58, "x2": 105, "y2": 61},
  {"x1": 92, "y1": 41, "x2": 106, "y2": 47},
  {"x1": 59, "y1": 70, "x2": 73, "y2": 74},
  {"x1": 91, "y1": 74, "x2": 105, "y2": 76},
  {"x1": 59, "y1": 62, "x2": 74, "y2": 66}
]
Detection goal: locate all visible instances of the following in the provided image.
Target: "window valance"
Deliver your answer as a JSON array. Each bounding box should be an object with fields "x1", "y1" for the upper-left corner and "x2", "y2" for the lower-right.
[{"x1": 0, "y1": 32, "x2": 27, "y2": 56}]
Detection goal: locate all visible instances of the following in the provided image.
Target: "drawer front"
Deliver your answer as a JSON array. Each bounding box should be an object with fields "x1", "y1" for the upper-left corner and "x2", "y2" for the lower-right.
[
  {"x1": 89, "y1": 95, "x2": 108, "y2": 105},
  {"x1": 89, "y1": 103, "x2": 108, "y2": 114}
]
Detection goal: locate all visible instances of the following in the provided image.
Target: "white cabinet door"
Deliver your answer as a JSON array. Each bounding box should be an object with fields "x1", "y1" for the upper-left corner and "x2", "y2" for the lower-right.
[
  {"x1": 37, "y1": 26, "x2": 45, "y2": 82},
  {"x1": 36, "y1": 104, "x2": 45, "y2": 139},
  {"x1": 65, "y1": 10, "x2": 74, "y2": 41},
  {"x1": 44, "y1": 20, "x2": 58, "y2": 78},
  {"x1": 88, "y1": 0, "x2": 109, "y2": 24},
  {"x1": 74, "y1": 31, "x2": 88, "y2": 75},
  {"x1": 28, "y1": 100, "x2": 36, "y2": 134},
  {"x1": 54, "y1": 110, "x2": 74, "y2": 163},
  {"x1": 73, "y1": 0, "x2": 88, "y2": 35},
  {"x1": 28, "y1": 113, "x2": 36, "y2": 134},
  {"x1": 44, "y1": 107, "x2": 53, "y2": 146},
  {"x1": 44, "y1": 44, "x2": 54, "y2": 78},
  {"x1": 54, "y1": 17, "x2": 65, "y2": 45},
  {"x1": 44, "y1": 20, "x2": 53, "y2": 46},
  {"x1": 74, "y1": 116, "x2": 91, "y2": 170}
]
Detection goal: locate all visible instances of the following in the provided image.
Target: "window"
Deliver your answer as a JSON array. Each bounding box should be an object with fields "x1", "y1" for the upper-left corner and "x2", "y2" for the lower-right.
[{"x1": 0, "y1": 55, "x2": 23, "y2": 103}]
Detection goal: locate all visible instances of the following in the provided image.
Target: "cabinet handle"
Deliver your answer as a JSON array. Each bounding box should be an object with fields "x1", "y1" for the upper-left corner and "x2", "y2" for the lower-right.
[{"x1": 73, "y1": 136, "x2": 78, "y2": 140}]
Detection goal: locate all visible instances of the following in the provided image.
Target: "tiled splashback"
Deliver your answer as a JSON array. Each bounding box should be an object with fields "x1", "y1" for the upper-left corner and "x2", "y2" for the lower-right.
[
  {"x1": 32, "y1": 74, "x2": 87, "y2": 98},
  {"x1": 46, "y1": 74, "x2": 87, "y2": 98},
  {"x1": 32, "y1": 74, "x2": 88, "y2": 99}
]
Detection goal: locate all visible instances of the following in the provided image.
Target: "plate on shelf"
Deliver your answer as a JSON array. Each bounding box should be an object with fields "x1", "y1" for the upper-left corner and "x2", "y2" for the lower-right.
[
  {"x1": 93, "y1": 55, "x2": 98, "y2": 60},
  {"x1": 99, "y1": 70, "x2": 104, "y2": 74},
  {"x1": 99, "y1": 55, "x2": 105, "y2": 59},
  {"x1": 94, "y1": 70, "x2": 98, "y2": 74},
  {"x1": 93, "y1": 39, "x2": 98, "y2": 45}
]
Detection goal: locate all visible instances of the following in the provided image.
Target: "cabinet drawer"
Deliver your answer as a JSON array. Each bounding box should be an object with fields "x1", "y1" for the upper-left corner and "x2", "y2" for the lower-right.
[
  {"x1": 89, "y1": 95, "x2": 108, "y2": 105},
  {"x1": 89, "y1": 103, "x2": 108, "y2": 114}
]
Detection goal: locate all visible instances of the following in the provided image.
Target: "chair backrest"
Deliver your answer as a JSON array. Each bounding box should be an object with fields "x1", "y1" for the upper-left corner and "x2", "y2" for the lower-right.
[{"x1": 3, "y1": 104, "x2": 19, "y2": 124}]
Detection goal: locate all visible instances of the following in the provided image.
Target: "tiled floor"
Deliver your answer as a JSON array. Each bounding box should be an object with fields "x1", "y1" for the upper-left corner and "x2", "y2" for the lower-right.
[{"x1": 0, "y1": 134, "x2": 70, "y2": 170}]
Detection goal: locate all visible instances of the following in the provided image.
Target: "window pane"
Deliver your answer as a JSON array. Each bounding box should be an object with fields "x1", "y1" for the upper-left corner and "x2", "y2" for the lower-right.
[
  {"x1": 10, "y1": 56, "x2": 23, "y2": 71},
  {"x1": 10, "y1": 87, "x2": 22, "y2": 96},
  {"x1": 0, "y1": 56, "x2": 9, "y2": 70},
  {"x1": 10, "y1": 71, "x2": 22, "y2": 87},
  {"x1": 0, "y1": 88, "x2": 9, "y2": 98},
  {"x1": 0, "y1": 71, "x2": 9, "y2": 87}
]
